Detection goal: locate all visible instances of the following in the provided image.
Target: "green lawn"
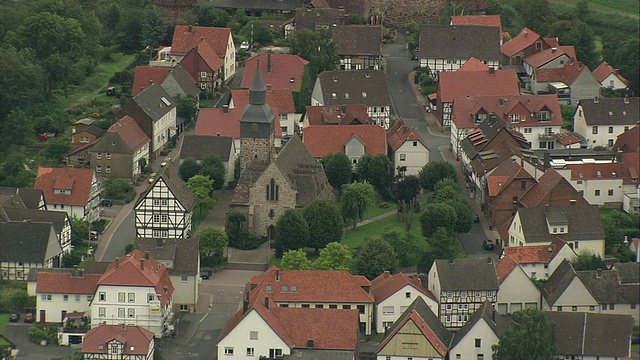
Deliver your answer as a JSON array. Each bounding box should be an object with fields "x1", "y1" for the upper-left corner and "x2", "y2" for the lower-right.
[
  {"x1": 192, "y1": 207, "x2": 211, "y2": 232},
  {"x1": 632, "y1": 344, "x2": 640, "y2": 356},
  {"x1": 342, "y1": 215, "x2": 420, "y2": 252},
  {"x1": 549, "y1": 0, "x2": 639, "y2": 17},
  {"x1": 0, "y1": 313, "x2": 9, "y2": 334}
]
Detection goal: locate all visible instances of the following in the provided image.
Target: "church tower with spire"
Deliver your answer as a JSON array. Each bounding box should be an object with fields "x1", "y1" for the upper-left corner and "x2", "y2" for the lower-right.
[{"x1": 239, "y1": 64, "x2": 275, "y2": 171}]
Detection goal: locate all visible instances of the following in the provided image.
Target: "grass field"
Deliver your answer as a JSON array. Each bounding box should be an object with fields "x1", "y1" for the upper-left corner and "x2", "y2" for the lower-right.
[
  {"x1": 549, "y1": 0, "x2": 639, "y2": 17},
  {"x1": 0, "y1": 314, "x2": 9, "y2": 335}
]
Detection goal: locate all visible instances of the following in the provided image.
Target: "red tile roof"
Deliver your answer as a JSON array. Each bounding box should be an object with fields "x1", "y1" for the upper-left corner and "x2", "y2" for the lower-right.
[
  {"x1": 370, "y1": 272, "x2": 436, "y2": 304},
  {"x1": 108, "y1": 116, "x2": 150, "y2": 152},
  {"x1": 131, "y1": 66, "x2": 171, "y2": 96},
  {"x1": 98, "y1": 250, "x2": 174, "y2": 307},
  {"x1": 386, "y1": 118, "x2": 429, "y2": 151},
  {"x1": 614, "y1": 125, "x2": 640, "y2": 154},
  {"x1": 458, "y1": 57, "x2": 490, "y2": 72},
  {"x1": 498, "y1": 215, "x2": 513, "y2": 242},
  {"x1": 232, "y1": 89, "x2": 295, "y2": 114},
  {"x1": 501, "y1": 27, "x2": 542, "y2": 57},
  {"x1": 82, "y1": 324, "x2": 154, "y2": 356},
  {"x1": 566, "y1": 163, "x2": 633, "y2": 184},
  {"x1": 35, "y1": 167, "x2": 95, "y2": 207},
  {"x1": 377, "y1": 309, "x2": 448, "y2": 357},
  {"x1": 487, "y1": 175, "x2": 511, "y2": 197},
  {"x1": 241, "y1": 53, "x2": 309, "y2": 91},
  {"x1": 304, "y1": 104, "x2": 370, "y2": 126},
  {"x1": 592, "y1": 61, "x2": 628, "y2": 85},
  {"x1": 622, "y1": 152, "x2": 639, "y2": 181},
  {"x1": 303, "y1": 125, "x2": 387, "y2": 158},
  {"x1": 536, "y1": 60, "x2": 590, "y2": 85},
  {"x1": 170, "y1": 25, "x2": 231, "y2": 58},
  {"x1": 518, "y1": 168, "x2": 569, "y2": 207},
  {"x1": 36, "y1": 272, "x2": 101, "y2": 294},
  {"x1": 438, "y1": 69, "x2": 520, "y2": 103},
  {"x1": 495, "y1": 254, "x2": 518, "y2": 283},
  {"x1": 558, "y1": 133, "x2": 582, "y2": 146},
  {"x1": 524, "y1": 46, "x2": 576, "y2": 69},
  {"x1": 194, "y1": 108, "x2": 283, "y2": 138},
  {"x1": 186, "y1": 41, "x2": 224, "y2": 71},
  {"x1": 503, "y1": 238, "x2": 572, "y2": 265},
  {"x1": 451, "y1": 15, "x2": 501, "y2": 28}
]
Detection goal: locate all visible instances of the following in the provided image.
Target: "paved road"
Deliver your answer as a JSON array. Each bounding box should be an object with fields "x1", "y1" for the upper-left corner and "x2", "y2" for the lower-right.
[{"x1": 4, "y1": 322, "x2": 78, "y2": 360}]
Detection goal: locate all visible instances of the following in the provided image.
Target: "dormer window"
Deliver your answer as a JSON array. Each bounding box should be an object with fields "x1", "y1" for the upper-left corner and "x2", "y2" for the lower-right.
[
  {"x1": 97, "y1": 152, "x2": 102, "y2": 160},
  {"x1": 344, "y1": 93, "x2": 349, "y2": 99},
  {"x1": 331, "y1": 93, "x2": 337, "y2": 99},
  {"x1": 509, "y1": 114, "x2": 520, "y2": 123},
  {"x1": 537, "y1": 111, "x2": 550, "y2": 121},
  {"x1": 362, "y1": 92, "x2": 367, "y2": 98}
]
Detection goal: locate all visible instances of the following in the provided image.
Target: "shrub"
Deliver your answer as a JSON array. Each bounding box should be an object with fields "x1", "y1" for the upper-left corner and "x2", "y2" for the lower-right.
[
  {"x1": 28, "y1": 326, "x2": 58, "y2": 345},
  {"x1": 228, "y1": 230, "x2": 264, "y2": 250},
  {"x1": 103, "y1": 178, "x2": 134, "y2": 200},
  {"x1": 91, "y1": 219, "x2": 108, "y2": 233}
]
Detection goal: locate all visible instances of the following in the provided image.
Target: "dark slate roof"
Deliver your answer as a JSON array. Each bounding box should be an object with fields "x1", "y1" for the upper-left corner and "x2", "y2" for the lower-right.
[
  {"x1": 134, "y1": 238, "x2": 199, "y2": 276},
  {"x1": 546, "y1": 312, "x2": 632, "y2": 358},
  {"x1": 82, "y1": 261, "x2": 111, "y2": 274},
  {"x1": 434, "y1": 258, "x2": 499, "y2": 291},
  {"x1": 208, "y1": 0, "x2": 306, "y2": 11},
  {"x1": 167, "y1": 65, "x2": 201, "y2": 98},
  {"x1": 613, "y1": 262, "x2": 640, "y2": 284},
  {"x1": 331, "y1": 25, "x2": 382, "y2": 56},
  {"x1": 578, "y1": 97, "x2": 640, "y2": 126},
  {"x1": 460, "y1": 117, "x2": 529, "y2": 161},
  {"x1": 180, "y1": 135, "x2": 233, "y2": 162},
  {"x1": 0, "y1": 207, "x2": 68, "y2": 235},
  {"x1": 283, "y1": 349, "x2": 354, "y2": 360},
  {"x1": 0, "y1": 187, "x2": 44, "y2": 209},
  {"x1": 317, "y1": 70, "x2": 391, "y2": 106},
  {"x1": 241, "y1": 65, "x2": 275, "y2": 125},
  {"x1": 450, "y1": 301, "x2": 511, "y2": 349},
  {"x1": 542, "y1": 259, "x2": 577, "y2": 305},
  {"x1": 27, "y1": 267, "x2": 77, "y2": 282},
  {"x1": 0, "y1": 222, "x2": 61, "y2": 263},
  {"x1": 131, "y1": 82, "x2": 176, "y2": 122},
  {"x1": 576, "y1": 269, "x2": 640, "y2": 304},
  {"x1": 231, "y1": 161, "x2": 269, "y2": 205},
  {"x1": 136, "y1": 163, "x2": 197, "y2": 211},
  {"x1": 80, "y1": 124, "x2": 107, "y2": 138},
  {"x1": 295, "y1": 7, "x2": 347, "y2": 32},
  {"x1": 418, "y1": 25, "x2": 500, "y2": 61},
  {"x1": 517, "y1": 205, "x2": 604, "y2": 244}
]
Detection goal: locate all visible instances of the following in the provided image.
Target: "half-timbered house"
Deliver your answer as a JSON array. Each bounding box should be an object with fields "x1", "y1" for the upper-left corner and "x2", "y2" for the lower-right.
[
  {"x1": 0, "y1": 222, "x2": 63, "y2": 280},
  {"x1": 82, "y1": 324, "x2": 155, "y2": 360}
]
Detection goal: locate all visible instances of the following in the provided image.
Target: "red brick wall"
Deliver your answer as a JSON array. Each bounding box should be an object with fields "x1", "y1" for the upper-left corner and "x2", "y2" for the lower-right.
[{"x1": 486, "y1": 177, "x2": 536, "y2": 227}]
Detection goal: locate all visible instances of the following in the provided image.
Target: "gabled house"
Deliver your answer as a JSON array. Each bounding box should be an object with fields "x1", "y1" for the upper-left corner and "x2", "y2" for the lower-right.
[
  {"x1": 244, "y1": 266, "x2": 375, "y2": 335},
  {"x1": 508, "y1": 205, "x2": 605, "y2": 256},
  {"x1": 91, "y1": 116, "x2": 151, "y2": 180},
  {"x1": 532, "y1": 59, "x2": 600, "y2": 105},
  {"x1": 495, "y1": 254, "x2": 542, "y2": 314},
  {"x1": 134, "y1": 238, "x2": 200, "y2": 313},
  {"x1": 134, "y1": 163, "x2": 197, "y2": 239},
  {"x1": 500, "y1": 27, "x2": 558, "y2": 67},
  {"x1": 303, "y1": 124, "x2": 387, "y2": 165},
  {"x1": 615, "y1": 262, "x2": 640, "y2": 284},
  {"x1": 427, "y1": 258, "x2": 499, "y2": 329},
  {"x1": 370, "y1": 271, "x2": 438, "y2": 333},
  {"x1": 71, "y1": 119, "x2": 106, "y2": 145},
  {"x1": 541, "y1": 260, "x2": 599, "y2": 312},
  {"x1": 179, "y1": 43, "x2": 224, "y2": 92},
  {"x1": 0, "y1": 206, "x2": 72, "y2": 254},
  {"x1": 449, "y1": 301, "x2": 511, "y2": 360},
  {"x1": 546, "y1": 312, "x2": 632, "y2": 359},
  {"x1": 0, "y1": 222, "x2": 63, "y2": 280},
  {"x1": 576, "y1": 267, "x2": 640, "y2": 325},
  {"x1": 522, "y1": 45, "x2": 577, "y2": 77},
  {"x1": 286, "y1": 7, "x2": 347, "y2": 38},
  {"x1": 375, "y1": 297, "x2": 452, "y2": 360},
  {"x1": 417, "y1": 25, "x2": 500, "y2": 76},
  {"x1": 312, "y1": 70, "x2": 392, "y2": 128},
  {"x1": 450, "y1": 15, "x2": 507, "y2": 44},
  {"x1": 91, "y1": 250, "x2": 174, "y2": 338},
  {"x1": 386, "y1": 118, "x2": 430, "y2": 176},
  {"x1": 82, "y1": 324, "x2": 155, "y2": 360},
  {"x1": 484, "y1": 159, "x2": 535, "y2": 227},
  {"x1": 614, "y1": 124, "x2": 640, "y2": 154},
  {"x1": 518, "y1": 167, "x2": 588, "y2": 207},
  {"x1": 178, "y1": 134, "x2": 237, "y2": 187},
  {"x1": 331, "y1": 25, "x2": 382, "y2": 70},
  {"x1": 218, "y1": 290, "x2": 359, "y2": 360},
  {"x1": 573, "y1": 97, "x2": 640, "y2": 148},
  {"x1": 0, "y1": 187, "x2": 46, "y2": 210},
  {"x1": 592, "y1": 61, "x2": 629, "y2": 90},
  {"x1": 437, "y1": 68, "x2": 520, "y2": 127},
  {"x1": 34, "y1": 167, "x2": 101, "y2": 222},
  {"x1": 558, "y1": 162, "x2": 635, "y2": 206},
  {"x1": 301, "y1": 104, "x2": 370, "y2": 128},
  {"x1": 501, "y1": 238, "x2": 576, "y2": 280},
  {"x1": 231, "y1": 88, "x2": 298, "y2": 136},
  {"x1": 170, "y1": 25, "x2": 236, "y2": 82},
  {"x1": 131, "y1": 64, "x2": 200, "y2": 100},
  {"x1": 115, "y1": 83, "x2": 177, "y2": 160},
  {"x1": 35, "y1": 270, "x2": 101, "y2": 323},
  {"x1": 241, "y1": 53, "x2": 309, "y2": 93}
]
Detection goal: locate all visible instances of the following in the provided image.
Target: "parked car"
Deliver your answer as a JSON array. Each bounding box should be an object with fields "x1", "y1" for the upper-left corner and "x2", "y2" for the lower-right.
[
  {"x1": 100, "y1": 199, "x2": 113, "y2": 207},
  {"x1": 160, "y1": 157, "x2": 171, "y2": 167},
  {"x1": 9, "y1": 313, "x2": 19, "y2": 322},
  {"x1": 483, "y1": 239, "x2": 494, "y2": 250},
  {"x1": 90, "y1": 231, "x2": 99, "y2": 241},
  {"x1": 200, "y1": 270, "x2": 212, "y2": 280},
  {"x1": 148, "y1": 172, "x2": 157, "y2": 183},
  {"x1": 240, "y1": 41, "x2": 250, "y2": 50},
  {"x1": 24, "y1": 312, "x2": 34, "y2": 323}
]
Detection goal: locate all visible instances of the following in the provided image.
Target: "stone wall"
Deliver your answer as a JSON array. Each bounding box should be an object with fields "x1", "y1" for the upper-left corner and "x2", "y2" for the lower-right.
[
  {"x1": 154, "y1": 0, "x2": 196, "y2": 26},
  {"x1": 362, "y1": 0, "x2": 487, "y2": 29}
]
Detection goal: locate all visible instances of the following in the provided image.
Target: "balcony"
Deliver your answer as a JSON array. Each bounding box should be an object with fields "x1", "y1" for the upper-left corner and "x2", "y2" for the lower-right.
[{"x1": 538, "y1": 132, "x2": 561, "y2": 141}]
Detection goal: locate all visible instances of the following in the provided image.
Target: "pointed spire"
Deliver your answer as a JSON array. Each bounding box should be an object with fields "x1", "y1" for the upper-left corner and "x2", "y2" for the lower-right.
[{"x1": 249, "y1": 61, "x2": 266, "y2": 105}]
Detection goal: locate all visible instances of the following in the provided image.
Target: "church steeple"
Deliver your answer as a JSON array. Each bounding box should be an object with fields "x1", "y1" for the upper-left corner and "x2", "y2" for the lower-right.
[{"x1": 249, "y1": 61, "x2": 267, "y2": 105}]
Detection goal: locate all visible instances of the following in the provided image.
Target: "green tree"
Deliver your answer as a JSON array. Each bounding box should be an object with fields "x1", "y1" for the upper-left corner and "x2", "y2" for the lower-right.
[
  {"x1": 574, "y1": 0, "x2": 590, "y2": 21},
  {"x1": 0, "y1": 151, "x2": 35, "y2": 187},
  {"x1": 418, "y1": 161, "x2": 458, "y2": 191},
  {"x1": 293, "y1": 65, "x2": 313, "y2": 112},
  {"x1": 520, "y1": 0, "x2": 555, "y2": 36},
  {"x1": 0, "y1": 47, "x2": 45, "y2": 120},
  {"x1": 571, "y1": 250, "x2": 606, "y2": 271},
  {"x1": 275, "y1": 209, "x2": 309, "y2": 258},
  {"x1": 486, "y1": 0, "x2": 522, "y2": 37},
  {"x1": 303, "y1": 199, "x2": 343, "y2": 253},
  {"x1": 549, "y1": 19, "x2": 598, "y2": 69},
  {"x1": 62, "y1": 251, "x2": 82, "y2": 268},
  {"x1": 420, "y1": 202, "x2": 457, "y2": 238},
  {"x1": 70, "y1": 217, "x2": 90, "y2": 246},
  {"x1": 321, "y1": 153, "x2": 352, "y2": 193},
  {"x1": 289, "y1": 29, "x2": 339, "y2": 79},
  {"x1": 179, "y1": 158, "x2": 202, "y2": 181},
  {"x1": 0, "y1": 108, "x2": 34, "y2": 150},
  {"x1": 314, "y1": 242, "x2": 352, "y2": 271},
  {"x1": 199, "y1": 154, "x2": 226, "y2": 190},
  {"x1": 193, "y1": 5, "x2": 229, "y2": 27},
  {"x1": 177, "y1": 95, "x2": 199, "y2": 124},
  {"x1": 382, "y1": 229, "x2": 418, "y2": 267},
  {"x1": 103, "y1": 178, "x2": 134, "y2": 200},
  {"x1": 239, "y1": 20, "x2": 273, "y2": 46},
  {"x1": 356, "y1": 237, "x2": 397, "y2": 280},
  {"x1": 417, "y1": 227, "x2": 460, "y2": 273},
  {"x1": 492, "y1": 308, "x2": 556, "y2": 360},
  {"x1": 187, "y1": 174, "x2": 216, "y2": 212},
  {"x1": 234, "y1": 157, "x2": 241, "y2": 182},
  {"x1": 281, "y1": 249, "x2": 313, "y2": 270},
  {"x1": 341, "y1": 181, "x2": 376, "y2": 229},
  {"x1": 356, "y1": 154, "x2": 393, "y2": 199},
  {"x1": 449, "y1": 197, "x2": 474, "y2": 234},
  {"x1": 198, "y1": 226, "x2": 227, "y2": 267},
  {"x1": 391, "y1": 175, "x2": 421, "y2": 232},
  {"x1": 44, "y1": 136, "x2": 71, "y2": 164}
]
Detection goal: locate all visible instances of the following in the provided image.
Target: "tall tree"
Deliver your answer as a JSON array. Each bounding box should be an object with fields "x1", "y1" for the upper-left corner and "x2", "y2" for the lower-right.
[
  {"x1": 198, "y1": 226, "x2": 227, "y2": 267},
  {"x1": 356, "y1": 154, "x2": 393, "y2": 199},
  {"x1": 420, "y1": 202, "x2": 457, "y2": 238},
  {"x1": 382, "y1": 229, "x2": 418, "y2": 267},
  {"x1": 179, "y1": 159, "x2": 201, "y2": 181},
  {"x1": 192, "y1": 5, "x2": 230, "y2": 27},
  {"x1": 239, "y1": 20, "x2": 273, "y2": 47},
  {"x1": 303, "y1": 200, "x2": 343, "y2": 253},
  {"x1": 44, "y1": 136, "x2": 71, "y2": 164},
  {"x1": 417, "y1": 227, "x2": 461, "y2": 273},
  {"x1": 356, "y1": 237, "x2": 397, "y2": 280},
  {"x1": 571, "y1": 250, "x2": 606, "y2": 271},
  {"x1": 187, "y1": 174, "x2": 216, "y2": 212},
  {"x1": 391, "y1": 175, "x2": 421, "y2": 232},
  {"x1": 321, "y1": 153, "x2": 352, "y2": 193},
  {"x1": 418, "y1": 161, "x2": 458, "y2": 191},
  {"x1": 549, "y1": 19, "x2": 598, "y2": 69},
  {"x1": 281, "y1": 249, "x2": 313, "y2": 270},
  {"x1": 314, "y1": 242, "x2": 353, "y2": 271},
  {"x1": 199, "y1": 154, "x2": 226, "y2": 190},
  {"x1": 520, "y1": 0, "x2": 555, "y2": 36},
  {"x1": 492, "y1": 309, "x2": 556, "y2": 360},
  {"x1": 0, "y1": 47, "x2": 46, "y2": 120},
  {"x1": 289, "y1": 29, "x2": 339, "y2": 79},
  {"x1": 341, "y1": 181, "x2": 376, "y2": 229},
  {"x1": 275, "y1": 209, "x2": 309, "y2": 258}
]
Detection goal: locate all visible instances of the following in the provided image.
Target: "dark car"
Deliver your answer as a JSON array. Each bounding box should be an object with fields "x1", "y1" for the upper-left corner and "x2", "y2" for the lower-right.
[
  {"x1": 483, "y1": 239, "x2": 494, "y2": 250},
  {"x1": 24, "y1": 312, "x2": 34, "y2": 323},
  {"x1": 9, "y1": 313, "x2": 19, "y2": 322},
  {"x1": 474, "y1": 214, "x2": 480, "y2": 223},
  {"x1": 200, "y1": 270, "x2": 212, "y2": 280},
  {"x1": 100, "y1": 199, "x2": 113, "y2": 207}
]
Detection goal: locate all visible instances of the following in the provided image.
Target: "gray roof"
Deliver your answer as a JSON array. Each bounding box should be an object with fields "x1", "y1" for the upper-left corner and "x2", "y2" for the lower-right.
[
  {"x1": 0, "y1": 187, "x2": 44, "y2": 209},
  {"x1": 0, "y1": 222, "x2": 62, "y2": 263},
  {"x1": 167, "y1": 65, "x2": 201, "y2": 98},
  {"x1": 0, "y1": 207, "x2": 69, "y2": 235},
  {"x1": 331, "y1": 25, "x2": 381, "y2": 56},
  {"x1": 460, "y1": 116, "x2": 529, "y2": 161},
  {"x1": 136, "y1": 162, "x2": 197, "y2": 211},
  {"x1": 180, "y1": 135, "x2": 233, "y2": 162},
  {"x1": 134, "y1": 238, "x2": 199, "y2": 276},
  {"x1": 80, "y1": 124, "x2": 106, "y2": 138},
  {"x1": 208, "y1": 0, "x2": 306, "y2": 11},
  {"x1": 295, "y1": 7, "x2": 347, "y2": 32},
  {"x1": 613, "y1": 262, "x2": 640, "y2": 284},
  {"x1": 283, "y1": 349, "x2": 354, "y2": 360},
  {"x1": 434, "y1": 258, "x2": 499, "y2": 291},
  {"x1": 317, "y1": 70, "x2": 391, "y2": 106},
  {"x1": 241, "y1": 66, "x2": 275, "y2": 125},
  {"x1": 131, "y1": 82, "x2": 176, "y2": 122},
  {"x1": 542, "y1": 259, "x2": 577, "y2": 305},
  {"x1": 91, "y1": 131, "x2": 133, "y2": 154},
  {"x1": 27, "y1": 266, "x2": 101, "y2": 282},
  {"x1": 578, "y1": 97, "x2": 640, "y2": 126},
  {"x1": 546, "y1": 312, "x2": 632, "y2": 358},
  {"x1": 418, "y1": 25, "x2": 500, "y2": 61},
  {"x1": 450, "y1": 301, "x2": 511, "y2": 349},
  {"x1": 576, "y1": 269, "x2": 640, "y2": 304},
  {"x1": 517, "y1": 205, "x2": 604, "y2": 244}
]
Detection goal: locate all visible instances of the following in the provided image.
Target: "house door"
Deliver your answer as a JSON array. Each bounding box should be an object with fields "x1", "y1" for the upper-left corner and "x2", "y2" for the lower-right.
[
  {"x1": 267, "y1": 225, "x2": 275, "y2": 241},
  {"x1": 40, "y1": 310, "x2": 46, "y2": 324},
  {"x1": 61, "y1": 310, "x2": 67, "y2": 322}
]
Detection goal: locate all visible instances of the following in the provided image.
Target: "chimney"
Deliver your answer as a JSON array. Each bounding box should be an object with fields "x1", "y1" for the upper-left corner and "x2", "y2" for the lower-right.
[
  {"x1": 140, "y1": 258, "x2": 145, "y2": 270},
  {"x1": 341, "y1": 105, "x2": 347, "y2": 114},
  {"x1": 243, "y1": 299, "x2": 249, "y2": 314},
  {"x1": 223, "y1": 104, "x2": 229, "y2": 113},
  {"x1": 115, "y1": 257, "x2": 120, "y2": 268},
  {"x1": 267, "y1": 53, "x2": 272, "y2": 73},
  {"x1": 624, "y1": 94, "x2": 629, "y2": 104},
  {"x1": 264, "y1": 296, "x2": 269, "y2": 310},
  {"x1": 188, "y1": 25, "x2": 193, "y2": 33},
  {"x1": 449, "y1": 259, "x2": 454, "y2": 265},
  {"x1": 145, "y1": 251, "x2": 150, "y2": 260},
  {"x1": 148, "y1": 80, "x2": 154, "y2": 84},
  {"x1": 121, "y1": 324, "x2": 127, "y2": 331},
  {"x1": 570, "y1": 199, "x2": 577, "y2": 205},
  {"x1": 275, "y1": 270, "x2": 280, "y2": 282},
  {"x1": 596, "y1": 268, "x2": 602, "y2": 278},
  {"x1": 306, "y1": 339, "x2": 314, "y2": 348},
  {"x1": 489, "y1": 67, "x2": 495, "y2": 75},
  {"x1": 551, "y1": 47, "x2": 557, "y2": 53},
  {"x1": 499, "y1": 98, "x2": 504, "y2": 106},
  {"x1": 266, "y1": 84, "x2": 272, "y2": 90}
]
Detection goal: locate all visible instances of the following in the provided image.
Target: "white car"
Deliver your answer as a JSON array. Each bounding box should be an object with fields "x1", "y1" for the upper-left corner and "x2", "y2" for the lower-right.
[
  {"x1": 240, "y1": 41, "x2": 250, "y2": 50},
  {"x1": 148, "y1": 172, "x2": 157, "y2": 183},
  {"x1": 160, "y1": 157, "x2": 171, "y2": 167}
]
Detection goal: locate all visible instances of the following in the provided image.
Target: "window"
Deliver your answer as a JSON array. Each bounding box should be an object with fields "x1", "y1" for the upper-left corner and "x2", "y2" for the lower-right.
[
  {"x1": 224, "y1": 347, "x2": 234, "y2": 356},
  {"x1": 153, "y1": 199, "x2": 161, "y2": 206},
  {"x1": 265, "y1": 285, "x2": 272, "y2": 292},
  {"x1": 87, "y1": 295, "x2": 93, "y2": 302},
  {"x1": 249, "y1": 331, "x2": 258, "y2": 340},
  {"x1": 537, "y1": 111, "x2": 549, "y2": 121},
  {"x1": 608, "y1": 189, "x2": 614, "y2": 196},
  {"x1": 477, "y1": 355, "x2": 485, "y2": 360},
  {"x1": 342, "y1": 305, "x2": 351, "y2": 309},
  {"x1": 610, "y1": 303, "x2": 615, "y2": 310},
  {"x1": 153, "y1": 230, "x2": 168, "y2": 238},
  {"x1": 200, "y1": 82, "x2": 207, "y2": 90},
  {"x1": 281, "y1": 285, "x2": 288, "y2": 292},
  {"x1": 99, "y1": 292, "x2": 106, "y2": 302},
  {"x1": 200, "y1": 72, "x2": 207, "y2": 78},
  {"x1": 97, "y1": 152, "x2": 102, "y2": 160},
  {"x1": 290, "y1": 285, "x2": 297, "y2": 292},
  {"x1": 148, "y1": 294, "x2": 155, "y2": 302},
  {"x1": 75, "y1": 295, "x2": 80, "y2": 302},
  {"x1": 572, "y1": 306, "x2": 578, "y2": 311},
  {"x1": 456, "y1": 355, "x2": 461, "y2": 359},
  {"x1": 446, "y1": 304, "x2": 452, "y2": 310},
  {"x1": 41, "y1": 294, "x2": 52, "y2": 301},
  {"x1": 96, "y1": 165, "x2": 101, "y2": 173},
  {"x1": 631, "y1": 304, "x2": 637, "y2": 309},
  {"x1": 357, "y1": 305, "x2": 365, "y2": 313},
  {"x1": 315, "y1": 304, "x2": 323, "y2": 309},
  {"x1": 106, "y1": 153, "x2": 111, "y2": 159},
  {"x1": 118, "y1": 308, "x2": 125, "y2": 318},
  {"x1": 574, "y1": 242, "x2": 579, "y2": 249},
  {"x1": 382, "y1": 306, "x2": 394, "y2": 315},
  {"x1": 128, "y1": 308, "x2": 135, "y2": 318},
  {"x1": 106, "y1": 166, "x2": 111, "y2": 174},
  {"x1": 331, "y1": 92, "x2": 337, "y2": 99},
  {"x1": 266, "y1": 179, "x2": 279, "y2": 201},
  {"x1": 608, "y1": 139, "x2": 614, "y2": 147},
  {"x1": 128, "y1": 293, "x2": 135, "y2": 303},
  {"x1": 524, "y1": 127, "x2": 532, "y2": 134},
  {"x1": 557, "y1": 306, "x2": 563, "y2": 311},
  {"x1": 153, "y1": 214, "x2": 160, "y2": 223},
  {"x1": 161, "y1": 214, "x2": 169, "y2": 223},
  {"x1": 118, "y1": 292, "x2": 125, "y2": 303},
  {"x1": 592, "y1": 126, "x2": 598, "y2": 134},
  {"x1": 609, "y1": 126, "x2": 614, "y2": 133},
  {"x1": 301, "y1": 304, "x2": 310, "y2": 308},
  {"x1": 602, "y1": 304, "x2": 608, "y2": 310},
  {"x1": 475, "y1": 339, "x2": 482, "y2": 348},
  {"x1": 246, "y1": 348, "x2": 254, "y2": 356},
  {"x1": 447, "y1": 291, "x2": 453, "y2": 298},
  {"x1": 99, "y1": 307, "x2": 106, "y2": 317},
  {"x1": 509, "y1": 114, "x2": 519, "y2": 123},
  {"x1": 179, "y1": 304, "x2": 188, "y2": 311},
  {"x1": 405, "y1": 292, "x2": 411, "y2": 299},
  {"x1": 399, "y1": 154, "x2": 406, "y2": 161},
  {"x1": 80, "y1": 136, "x2": 90, "y2": 143},
  {"x1": 595, "y1": 189, "x2": 600, "y2": 196},
  {"x1": 279, "y1": 304, "x2": 289, "y2": 308},
  {"x1": 579, "y1": 190, "x2": 584, "y2": 196},
  {"x1": 181, "y1": 275, "x2": 188, "y2": 282}
]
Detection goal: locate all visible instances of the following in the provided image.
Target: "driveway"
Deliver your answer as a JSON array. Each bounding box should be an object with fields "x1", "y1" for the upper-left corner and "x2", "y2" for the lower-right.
[{"x1": 3, "y1": 323, "x2": 78, "y2": 360}]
